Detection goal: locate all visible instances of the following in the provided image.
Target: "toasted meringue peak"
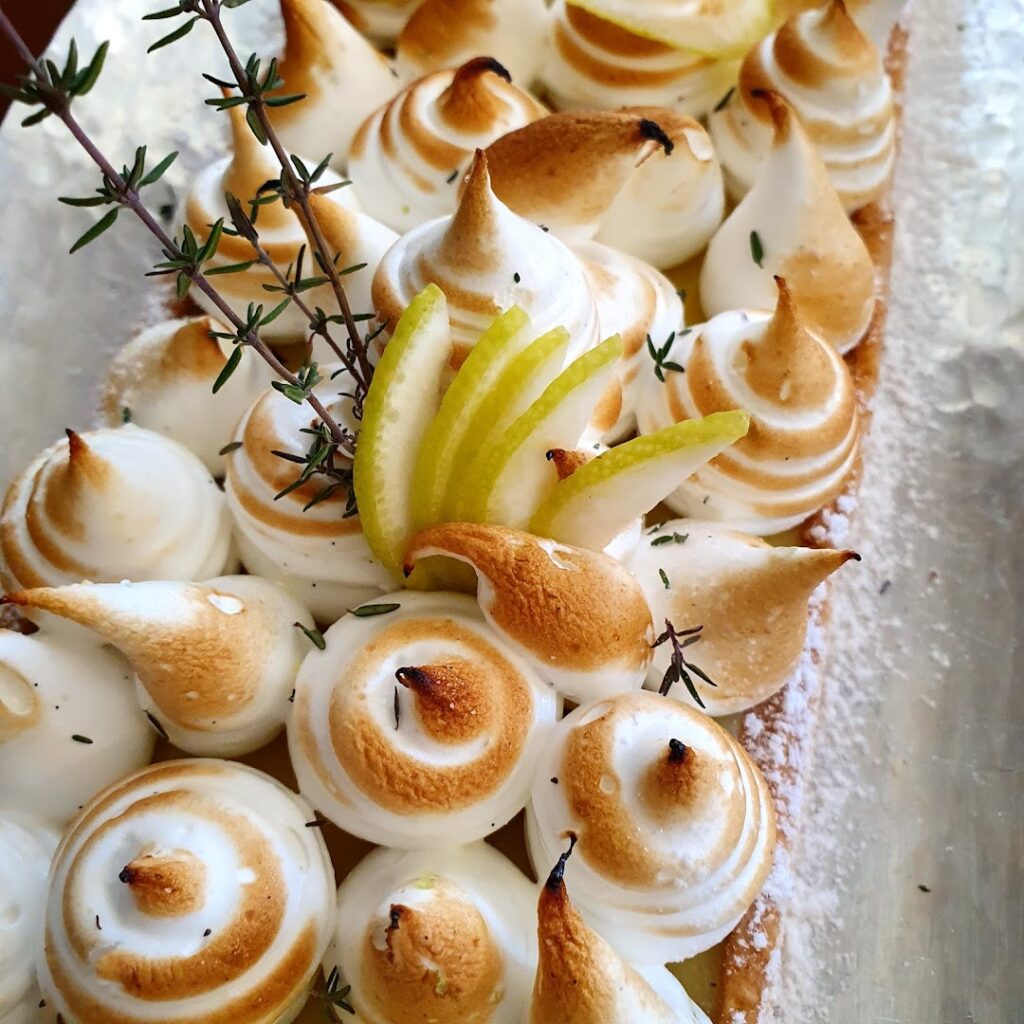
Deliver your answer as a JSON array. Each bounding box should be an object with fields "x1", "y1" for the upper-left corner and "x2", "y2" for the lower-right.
[
  {"x1": 0, "y1": 629, "x2": 153, "y2": 823},
  {"x1": 638, "y1": 284, "x2": 861, "y2": 534},
  {"x1": 272, "y1": 0, "x2": 400, "y2": 165},
  {"x1": 0, "y1": 425, "x2": 234, "y2": 594},
  {"x1": 38, "y1": 759, "x2": 336, "y2": 1024},
  {"x1": 627, "y1": 520, "x2": 858, "y2": 713},
  {"x1": 6, "y1": 576, "x2": 313, "y2": 756},
  {"x1": 527, "y1": 692, "x2": 777, "y2": 962},
  {"x1": 0, "y1": 812, "x2": 59, "y2": 1024},
  {"x1": 709, "y1": 0, "x2": 895, "y2": 211},
  {"x1": 542, "y1": 1, "x2": 739, "y2": 118},
  {"x1": 396, "y1": 0, "x2": 552, "y2": 85},
  {"x1": 404, "y1": 523, "x2": 654, "y2": 702},
  {"x1": 224, "y1": 365, "x2": 391, "y2": 622},
  {"x1": 288, "y1": 590, "x2": 557, "y2": 846},
  {"x1": 326, "y1": 843, "x2": 536, "y2": 1024},
  {"x1": 349, "y1": 58, "x2": 546, "y2": 233},
  {"x1": 340, "y1": 0, "x2": 425, "y2": 45},
  {"x1": 700, "y1": 90, "x2": 876, "y2": 353},
  {"x1": 532, "y1": 853, "x2": 710, "y2": 1023},
  {"x1": 98, "y1": 316, "x2": 269, "y2": 474},
  {"x1": 372, "y1": 150, "x2": 600, "y2": 363}
]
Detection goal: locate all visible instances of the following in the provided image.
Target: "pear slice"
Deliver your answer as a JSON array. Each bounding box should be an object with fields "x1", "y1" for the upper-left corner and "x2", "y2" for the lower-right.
[
  {"x1": 460, "y1": 334, "x2": 623, "y2": 528},
  {"x1": 529, "y1": 410, "x2": 750, "y2": 550},
  {"x1": 352, "y1": 284, "x2": 450, "y2": 580}
]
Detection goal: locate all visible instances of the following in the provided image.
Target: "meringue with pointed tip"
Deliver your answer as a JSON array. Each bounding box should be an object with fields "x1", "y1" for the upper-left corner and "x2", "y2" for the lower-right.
[
  {"x1": 404, "y1": 522, "x2": 654, "y2": 702},
  {"x1": 700, "y1": 90, "x2": 876, "y2": 353},
  {"x1": 5, "y1": 576, "x2": 314, "y2": 756},
  {"x1": 0, "y1": 425, "x2": 234, "y2": 593},
  {"x1": 709, "y1": 0, "x2": 895, "y2": 212},
  {"x1": 98, "y1": 316, "x2": 268, "y2": 475},
  {"x1": 325, "y1": 843, "x2": 536, "y2": 1024},
  {"x1": 527, "y1": 691, "x2": 777, "y2": 963},
  {"x1": 341, "y1": 0, "x2": 424, "y2": 45},
  {"x1": 38, "y1": 759, "x2": 335, "y2": 1024},
  {"x1": 532, "y1": 846, "x2": 711, "y2": 1023},
  {"x1": 288, "y1": 589, "x2": 557, "y2": 846},
  {"x1": 542, "y1": 1, "x2": 739, "y2": 118},
  {"x1": 224, "y1": 365, "x2": 391, "y2": 622},
  {"x1": 0, "y1": 628, "x2": 154, "y2": 823},
  {"x1": 396, "y1": 0, "x2": 551, "y2": 85},
  {"x1": 627, "y1": 520, "x2": 858, "y2": 713},
  {"x1": 639, "y1": 278, "x2": 861, "y2": 534},
  {"x1": 350, "y1": 57, "x2": 547, "y2": 234}
]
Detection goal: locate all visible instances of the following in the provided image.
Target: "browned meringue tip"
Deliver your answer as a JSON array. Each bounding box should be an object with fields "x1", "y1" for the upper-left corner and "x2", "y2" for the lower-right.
[
  {"x1": 118, "y1": 850, "x2": 207, "y2": 918},
  {"x1": 222, "y1": 98, "x2": 281, "y2": 207},
  {"x1": 546, "y1": 448, "x2": 591, "y2": 480},
  {"x1": 437, "y1": 57, "x2": 517, "y2": 131},
  {"x1": 447, "y1": 55, "x2": 513, "y2": 90},
  {"x1": 749, "y1": 87, "x2": 793, "y2": 140}
]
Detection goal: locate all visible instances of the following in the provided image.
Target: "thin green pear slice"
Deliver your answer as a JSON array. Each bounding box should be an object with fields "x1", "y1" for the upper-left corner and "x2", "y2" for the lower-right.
[
  {"x1": 446, "y1": 326, "x2": 570, "y2": 522},
  {"x1": 529, "y1": 410, "x2": 751, "y2": 550},
  {"x1": 460, "y1": 334, "x2": 624, "y2": 528},
  {"x1": 353, "y1": 284, "x2": 450, "y2": 579},
  {"x1": 409, "y1": 306, "x2": 532, "y2": 532}
]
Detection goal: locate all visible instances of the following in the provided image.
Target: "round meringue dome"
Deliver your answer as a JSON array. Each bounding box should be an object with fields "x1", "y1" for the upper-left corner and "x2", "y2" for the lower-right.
[
  {"x1": 0, "y1": 425, "x2": 234, "y2": 594},
  {"x1": 98, "y1": 316, "x2": 268, "y2": 475},
  {"x1": 709, "y1": 0, "x2": 895, "y2": 212},
  {"x1": 637, "y1": 281, "x2": 861, "y2": 535},
  {"x1": 527, "y1": 691, "x2": 777, "y2": 963},
  {"x1": 542, "y1": 1, "x2": 739, "y2": 118},
  {"x1": 341, "y1": 0, "x2": 424, "y2": 45},
  {"x1": 288, "y1": 590, "x2": 558, "y2": 846},
  {"x1": 326, "y1": 843, "x2": 536, "y2": 1024},
  {"x1": 0, "y1": 812, "x2": 59, "y2": 1024},
  {"x1": 223, "y1": 367, "x2": 391, "y2": 622},
  {"x1": 37, "y1": 759, "x2": 336, "y2": 1024},
  {"x1": 0, "y1": 629, "x2": 154, "y2": 823},
  {"x1": 349, "y1": 57, "x2": 547, "y2": 234}
]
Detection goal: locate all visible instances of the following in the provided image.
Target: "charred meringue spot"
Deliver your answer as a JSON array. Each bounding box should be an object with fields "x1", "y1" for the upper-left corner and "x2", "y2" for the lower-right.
[
  {"x1": 118, "y1": 850, "x2": 208, "y2": 918},
  {"x1": 394, "y1": 660, "x2": 491, "y2": 744},
  {"x1": 546, "y1": 447, "x2": 591, "y2": 480}
]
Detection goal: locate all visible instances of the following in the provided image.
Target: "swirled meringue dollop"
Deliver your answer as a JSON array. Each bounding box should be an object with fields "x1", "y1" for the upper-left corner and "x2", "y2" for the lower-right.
[
  {"x1": 38, "y1": 759, "x2": 335, "y2": 1024},
  {"x1": 404, "y1": 523, "x2": 654, "y2": 702},
  {"x1": 5, "y1": 577, "x2": 314, "y2": 757},
  {"x1": 396, "y1": 0, "x2": 552, "y2": 85},
  {"x1": 527, "y1": 692, "x2": 777, "y2": 963},
  {"x1": 372, "y1": 149, "x2": 600, "y2": 365},
  {"x1": 709, "y1": 0, "x2": 895, "y2": 212},
  {"x1": 288, "y1": 589, "x2": 557, "y2": 846},
  {"x1": 627, "y1": 520, "x2": 858, "y2": 713},
  {"x1": 98, "y1": 316, "x2": 268, "y2": 475},
  {"x1": 224, "y1": 367, "x2": 391, "y2": 622},
  {"x1": 638, "y1": 279, "x2": 861, "y2": 535},
  {"x1": 325, "y1": 843, "x2": 536, "y2": 1024},
  {"x1": 340, "y1": 0, "x2": 424, "y2": 45},
  {"x1": 700, "y1": 89, "x2": 876, "y2": 353},
  {"x1": 0, "y1": 426, "x2": 233, "y2": 593},
  {"x1": 0, "y1": 812, "x2": 59, "y2": 1024},
  {"x1": 350, "y1": 57, "x2": 546, "y2": 234},
  {"x1": 542, "y1": 1, "x2": 739, "y2": 117}
]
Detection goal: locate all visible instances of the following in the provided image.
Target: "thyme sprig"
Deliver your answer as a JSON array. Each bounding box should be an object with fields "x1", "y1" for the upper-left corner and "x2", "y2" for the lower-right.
[
  {"x1": 273, "y1": 417, "x2": 358, "y2": 513},
  {"x1": 646, "y1": 331, "x2": 687, "y2": 383},
  {"x1": 651, "y1": 620, "x2": 718, "y2": 709},
  {"x1": 314, "y1": 966, "x2": 354, "y2": 1021}
]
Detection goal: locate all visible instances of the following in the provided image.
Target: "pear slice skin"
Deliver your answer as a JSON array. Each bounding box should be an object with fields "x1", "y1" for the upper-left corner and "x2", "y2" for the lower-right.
[{"x1": 529, "y1": 410, "x2": 751, "y2": 550}]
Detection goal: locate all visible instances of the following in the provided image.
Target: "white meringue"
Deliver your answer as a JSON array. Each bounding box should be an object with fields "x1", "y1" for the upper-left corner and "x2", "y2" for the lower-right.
[
  {"x1": 325, "y1": 843, "x2": 536, "y2": 1024},
  {"x1": 700, "y1": 89, "x2": 876, "y2": 354},
  {"x1": 223, "y1": 366, "x2": 391, "y2": 622},
  {"x1": 0, "y1": 425, "x2": 234, "y2": 593},
  {"x1": 0, "y1": 629, "x2": 154, "y2": 823},
  {"x1": 5, "y1": 576, "x2": 314, "y2": 757},
  {"x1": 288, "y1": 589, "x2": 557, "y2": 846},
  {"x1": 709, "y1": 0, "x2": 895, "y2": 212},
  {"x1": 349, "y1": 57, "x2": 546, "y2": 234},
  {"x1": 637, "y1": 279, "x2": 862, "y2": 535},
  {"x1": 98, "y1": 316, "x2": 268, "y2": 475},
  {"x1": 0, "y1": 812, "x2": 59, "y2": 1024},
  {"x1": 341, "y1": 0, "x2": 424, "y2": 45},
  {"x1": 542, "y1": 1, "x2": 739, "y2": 118},
  {"x1": 395, "y1": 0, "x2": 552, "y2": 86},
  {"x1": 38, "y1": 759, "x2": 336, "y2": 1024},
  {"x1": 527, "y1": 692, "x2": 777, "y2": 963},
  {"x1": 404, "y1": 523, "x2": 654, "y2": 703},
  {"x1": 627, "y1": 520, "x2": 858, "y2": 713}
]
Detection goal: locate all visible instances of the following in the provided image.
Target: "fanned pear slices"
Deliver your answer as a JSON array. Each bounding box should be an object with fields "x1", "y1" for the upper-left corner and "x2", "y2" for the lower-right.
[{"x1": 529, "y1": 410, "x2": 750, "y2": 550}]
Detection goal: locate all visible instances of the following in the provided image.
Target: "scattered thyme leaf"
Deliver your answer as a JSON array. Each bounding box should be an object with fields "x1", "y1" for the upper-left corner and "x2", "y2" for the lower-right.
[
  {"x1": 218, "y1": 440, "x2": 243, "y2": 456},
  {"x1": 71, "y1": 734, "x2": 93, "y2": 744},
  {"x1": 658, "y1": 568, "x2": 670, "y2": 589},
  {"x1": 749, "y1": 230, "x2": 765, "y2": 267},
  {"x1": 350, "y1": 602, "x2": 401, "y2": 618},
  {"x1": 650, "y1": 532, "x2": 688, "y2": 547},
  {"x1": 294, "y1": 621, "x2": 326, "y2": 650}
]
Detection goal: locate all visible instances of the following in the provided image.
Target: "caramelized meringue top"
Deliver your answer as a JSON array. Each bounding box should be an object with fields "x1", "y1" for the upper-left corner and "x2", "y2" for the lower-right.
[
  {"x1": 700, "y1": 90, "x2": 876, "y2": 353},
  {"x1": 350, "y1": 57, "x2": 547, "y2": 233}
]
